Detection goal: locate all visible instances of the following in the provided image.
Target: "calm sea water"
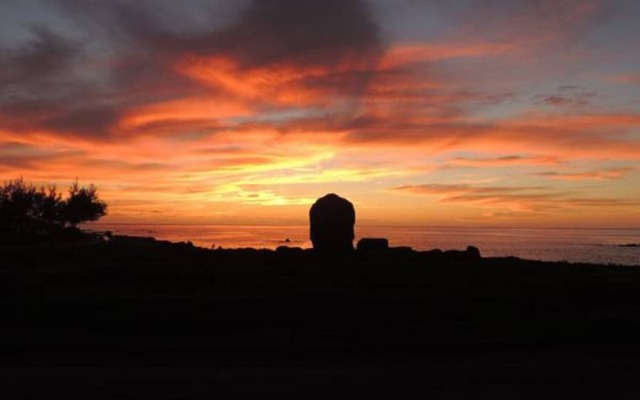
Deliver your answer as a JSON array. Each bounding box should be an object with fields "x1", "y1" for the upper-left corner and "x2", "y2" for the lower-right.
[{"x1": 86, "y1": 223, "x2": 640, "y2": 266}]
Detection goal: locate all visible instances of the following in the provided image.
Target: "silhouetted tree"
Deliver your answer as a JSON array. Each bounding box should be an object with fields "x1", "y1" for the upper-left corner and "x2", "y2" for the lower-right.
[
  {"x1": 61, "y1": 181, "x2": 107, "y2": 228},
  {"x1": 34, "y1": 185, "x2": 64, "y2": 229},
  {"x1": 0, "y1": 178, "x2": 40, "y2": 234},
  {"x1": 0, "y1": 178, "x2": 107, "y2": 237}
]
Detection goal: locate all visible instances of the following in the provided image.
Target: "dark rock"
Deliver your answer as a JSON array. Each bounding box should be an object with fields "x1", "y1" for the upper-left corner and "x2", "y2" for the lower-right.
[
  {"x1": 276, "y1": 245, "x2": 288, "y2": 253},
  {"x1": 443, "y1": 245, "x2": 482, "y2": 261},
  {"x1": 309, "y1": 193, "x2": 355, "y2": 254},
  {"x1": 357, "y1": 238, "x2": 389, "y2": 252},
  {"x1": 443, "y1": 249, "x2": 464, "y2": 258},
  {"x1": 393, "y1": 246, "x2": 413, "y2": 252},
  {"x1": 421, "y1": 249, "x2": 444, "y2": 257},
  {"x1": 386, "y1": 246, "x2": 415, "y2": 259},
  {"x1": 466, "y1": 245, "x2": 481, "y2": 258},
  {"x1": 276, "y1": 246, "x2": 304, "y2": 255}
]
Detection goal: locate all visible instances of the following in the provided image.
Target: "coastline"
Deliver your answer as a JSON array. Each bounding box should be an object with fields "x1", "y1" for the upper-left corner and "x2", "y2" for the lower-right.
[
  {"x1": 3, "y1": 234, "x2": 640, "y2": 395},
  {"x1": 5, "y1": 230, "x2": 638, "y2": 268},
  {"x1": 83, "y1": 223, "x2": 640, "y2": 266}
]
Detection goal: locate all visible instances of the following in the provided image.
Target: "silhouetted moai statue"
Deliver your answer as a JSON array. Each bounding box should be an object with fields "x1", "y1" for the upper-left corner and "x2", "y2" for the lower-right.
[{"x1": 309, "y1": 193, "x2": 355, "y2": 254}]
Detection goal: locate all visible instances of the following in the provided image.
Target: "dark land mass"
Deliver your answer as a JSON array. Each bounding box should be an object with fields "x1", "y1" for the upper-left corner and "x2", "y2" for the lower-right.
[{"x1": 2, "y1": 235, "x2": 640, "y2": 397}]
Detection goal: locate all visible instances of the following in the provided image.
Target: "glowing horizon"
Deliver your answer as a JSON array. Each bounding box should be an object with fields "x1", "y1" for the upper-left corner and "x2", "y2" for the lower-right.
[{"x1": 1, "y1": 0, "x2": 639, "y2": 228}]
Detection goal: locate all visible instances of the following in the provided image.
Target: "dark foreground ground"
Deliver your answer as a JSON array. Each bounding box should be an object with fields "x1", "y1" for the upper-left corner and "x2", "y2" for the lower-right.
[{"x1": 2, "y1": 236, "x2": 640, "y2": 398}]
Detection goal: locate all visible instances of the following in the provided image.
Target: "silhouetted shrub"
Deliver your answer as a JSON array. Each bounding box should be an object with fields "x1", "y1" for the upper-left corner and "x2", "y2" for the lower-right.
[
  {"x1": 62, "y1": 181, "x2": 107, "y2": 228},
  {"x1": 0, "y1": 178, "x2": 60, "y2": 235},
  {"x1": 0, "y1": 178, "x2": 107, "y2": 238},
  {"x1": 357, "y1": 238, "x2": 389, "y2": 252}
]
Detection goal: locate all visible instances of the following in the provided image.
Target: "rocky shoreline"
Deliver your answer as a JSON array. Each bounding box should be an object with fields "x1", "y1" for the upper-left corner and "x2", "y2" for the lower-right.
[{"x1": 3, "y1": 234, "x2": 640, "y2": 396}]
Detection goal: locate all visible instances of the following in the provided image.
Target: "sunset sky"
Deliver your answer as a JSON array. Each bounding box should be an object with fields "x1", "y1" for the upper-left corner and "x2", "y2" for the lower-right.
[{"x1": 1, "y1": 0, "x2": 639, "y2": 227}]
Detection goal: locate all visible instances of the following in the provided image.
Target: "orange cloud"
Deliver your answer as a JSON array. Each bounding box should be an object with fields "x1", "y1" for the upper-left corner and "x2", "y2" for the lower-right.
[
  {"x1": 379, "y1": 42, "x2": 516, "y2": 70},
  {"x1": 536, "y1": 168, "x2": 634, "y2": 181},
  {"x1": 176, "y1": 54, "x2": 375, "y2": 107},
  {"x1": 609, "y1": 74, "x2": 640, "y2": 85},
  {"x1": 120, "y1": 96, "x2": 251, "y2": 131},
  {"x1": 393, "y1": 183, "x2": 638, "y2": 214},
  {"x1": 450, "y1": 155, "x2": 561, "y2": 168},
  {"x1": 1, "y1": 0, "x2": 638, "y2": 228},
  {"x1": 338, "y1": 110, "x2": 640, "y2": 160}
]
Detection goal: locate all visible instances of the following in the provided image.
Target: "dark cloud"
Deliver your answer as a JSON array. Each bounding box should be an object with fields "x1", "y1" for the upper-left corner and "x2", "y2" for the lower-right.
[
  {"x1": 0, "y1": 141, "x2": 82, "y2": 168},
  {"x1": 0, "y1": 28, "x2": 82, "y2": 99},
  {"x1": 216, "y1": 0, "x2": 381, "y2": 68},
  {"x1": 42, "y1": 105, "x2": 121, "y2": 137},
  {"x1": 0, "y1": 142, "x2": 42, "y2": 168},
  {"x1": 0, "y1": 0, "x2": 382, "y2": 139},
  {"x1": 534, "y1": 86, "x2": 596, "y2": 107},
  {"x1": 108, "y1": 0, "x2": 381, "y2": 63},
  {"x1": 0, "y1": 25, "x2": 123, "y2": 138},
  {"x1": 457, "y1": 0, "x2": 608, "y2": 47},
  {"x1": 146, "y1": 0, "x2": 384, "y2": 100},
  {"x1": 0, "y1": 97, "x2": 123, "y2": 139},
  {"x1": 54, "y1": 0, "x2": 382, "y2": 74},
  {"x1": 0, "y1": 28, "x2": 76, "y2": 81}
]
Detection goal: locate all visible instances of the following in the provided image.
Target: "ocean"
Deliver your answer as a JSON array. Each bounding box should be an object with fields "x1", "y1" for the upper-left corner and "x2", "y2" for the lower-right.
[{"x1": 86, "y1": 223, "x2": 640, "y2": 266}]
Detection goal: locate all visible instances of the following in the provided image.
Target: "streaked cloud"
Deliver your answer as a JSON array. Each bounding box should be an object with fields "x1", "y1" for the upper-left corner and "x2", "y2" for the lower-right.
[
  {"x1": 0, "y1": 0, "x2": 639, "y2": 226},
  {"x1": 393, "y1": 183, "x2": 639, "y2": 214},
  {"x1": 450, "y1": 155, "x2": 561, "y2": 168},
  {"x1": 609, "y1": 74, "x2": 640, "y2": 85},
  {"x1": 535, "y1": 167, "x2": 634, "y2": 181}
]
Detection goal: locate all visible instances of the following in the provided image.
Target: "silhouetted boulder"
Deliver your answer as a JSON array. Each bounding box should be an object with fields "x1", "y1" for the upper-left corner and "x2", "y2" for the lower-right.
[
  {"x1": 357, "y1": 238, "x2": 389, "y2": 252},
  {"x1": 309, "y1": 193, "x2": 355, "y2": 254},
  {"x1": 276, "y1": 246, "x2": 304, "y2": 256},
  {"x1": 466, "y1": 245, "x2": 481, "y2": 259},
  {"x1": 443, "y1": 245, "x2": 482, "y2": 261}
]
